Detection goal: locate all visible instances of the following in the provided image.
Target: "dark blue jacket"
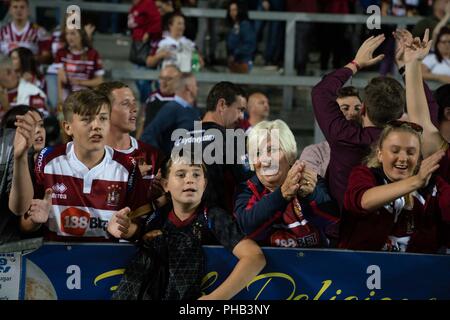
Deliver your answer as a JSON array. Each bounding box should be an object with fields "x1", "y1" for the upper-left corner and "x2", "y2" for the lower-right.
[
  {"x1": 234, "y1": 174, "x2": 339, "y2": 245},
  {"x1": 227, "y1": 20, "x2": 256, "y2": 63},
  {"x1": 140, "y1": 100, "x2": 201, "y2": 156}
]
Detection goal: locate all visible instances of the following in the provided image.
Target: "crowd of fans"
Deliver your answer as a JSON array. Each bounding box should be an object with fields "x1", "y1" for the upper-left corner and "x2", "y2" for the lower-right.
[{"x1": 0, "y1": 0, "x2": 450, "y2": 300}]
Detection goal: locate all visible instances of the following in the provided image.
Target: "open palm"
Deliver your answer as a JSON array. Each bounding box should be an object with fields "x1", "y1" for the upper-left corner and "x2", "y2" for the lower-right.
[{"x1": 403, "y1": 29, "x2": 432, "y2": 64}]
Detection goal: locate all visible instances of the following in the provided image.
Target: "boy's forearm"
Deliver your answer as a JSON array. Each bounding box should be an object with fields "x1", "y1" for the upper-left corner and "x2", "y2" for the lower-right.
[{"x1": 9, "y1": 156, "x2": 34, "y2": 215}]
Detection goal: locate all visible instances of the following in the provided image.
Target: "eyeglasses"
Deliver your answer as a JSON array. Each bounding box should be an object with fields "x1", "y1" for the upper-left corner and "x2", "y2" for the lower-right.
[{"x1": 387, "y1": 120, "x2": 423, "y2": 133}]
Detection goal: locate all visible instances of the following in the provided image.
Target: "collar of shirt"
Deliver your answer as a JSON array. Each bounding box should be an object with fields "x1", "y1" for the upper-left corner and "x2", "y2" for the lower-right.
[{"x1": 174, "y1": 95, "x2": 192, "y2": 108}]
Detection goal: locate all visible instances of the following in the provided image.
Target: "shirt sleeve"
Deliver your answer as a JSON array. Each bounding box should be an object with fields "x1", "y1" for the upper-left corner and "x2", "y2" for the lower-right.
[
  {"x1": 311, "y1": 67, "x2": 370, "y2": 146},
  {"x1": 208, "y1": 206, "x2": 245, "y2": 251},
  {"x1": 37, "y1": 26, "x2": 52, "y2": 54},
  {"x1": 422, "y1": 54, "x2": 436, "y2": 71},
  {"x1": 234, "y1": 181, "x2": 289, "y2": 235},
  {"x1": 343, "y1": 165, "x2": 378, "y2": 217}
]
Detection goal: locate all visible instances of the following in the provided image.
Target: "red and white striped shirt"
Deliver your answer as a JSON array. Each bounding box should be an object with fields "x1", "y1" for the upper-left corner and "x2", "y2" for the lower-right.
[
  {"x1": 34, "y1": 142, "x2": 151, "y2": 240},
  {"x1": 0, "y1": 21, "x2": 51, "y2": 56}
]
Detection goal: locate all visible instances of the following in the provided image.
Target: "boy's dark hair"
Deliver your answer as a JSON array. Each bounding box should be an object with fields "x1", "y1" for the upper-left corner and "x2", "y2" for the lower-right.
[
  {"x1": 96, "y1": 81, "x2": 129, "y2": 104},
  {"x1": 435, "y1": 84, "x2": 450, "y2": 123},
  {"x1": 206, "y1": 81, "x2": 246, "y2": 112},
  {"x1": 337, "y1": 86, "x2": 361, "y2": 100},
  {"x1": 363, "y1": 77, "x2": 405, "y2": 127},
  {"x1": 63, "y1": 89, "x2": 111, "y2": 121},
  {"x1": 167, "y1": 11, "x2": 186, "y2": 27},
  {"x1": 1, "y1": 105, "x2": 43, "y2": 129}
]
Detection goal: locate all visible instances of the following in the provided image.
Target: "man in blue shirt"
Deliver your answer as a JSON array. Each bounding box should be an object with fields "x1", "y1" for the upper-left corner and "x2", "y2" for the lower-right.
[{"x1": 141, "y1": 72, "x2": 201, "y2": 156}]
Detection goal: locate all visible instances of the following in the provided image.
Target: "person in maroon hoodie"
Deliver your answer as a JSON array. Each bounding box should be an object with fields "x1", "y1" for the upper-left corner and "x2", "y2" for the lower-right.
[{"x1": 340, "y1": 121, "x2": 447, "y2": 253}]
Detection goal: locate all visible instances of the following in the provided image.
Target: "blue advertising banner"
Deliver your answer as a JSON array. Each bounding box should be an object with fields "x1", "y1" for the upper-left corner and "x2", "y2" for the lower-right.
[{"x1": 21, "y1": 243, "x2": 450, "y2": 300}]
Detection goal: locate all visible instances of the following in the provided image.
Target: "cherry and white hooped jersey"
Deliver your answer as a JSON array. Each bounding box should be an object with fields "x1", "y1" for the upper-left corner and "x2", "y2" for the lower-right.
[
  {"x1": 34, "y1": 142, "x2": 151, "y2": 239},
  {"x1": 0, "y1": 21, "x2": 51, "y2": 55}
]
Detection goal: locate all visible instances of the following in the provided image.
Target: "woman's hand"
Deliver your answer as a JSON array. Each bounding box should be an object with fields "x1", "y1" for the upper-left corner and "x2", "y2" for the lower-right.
[
  {"x1": 281, "y1": 161, "x2": 304, "y2": 201},
  {"x1": 298, "y1": 168, "x2": 317, "y2": 198},
  {"x1": 27, "y1": 188, "x2": 52, "y2": 224},
  {"x1": 415, "y1": 150, "x2": 445, "y2": 188}
]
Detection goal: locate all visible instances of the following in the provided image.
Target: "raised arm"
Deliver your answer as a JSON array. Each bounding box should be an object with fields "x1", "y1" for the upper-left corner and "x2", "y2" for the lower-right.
[
  {"x1": 9, "y1": 111, "x2": 40, "y2": 215},
  {"x1": 403, "y1": 29, "x2": 448, "y2": 157},
  {"x1": 312, "y1": 35, "x2": 385, "y2": 143}
]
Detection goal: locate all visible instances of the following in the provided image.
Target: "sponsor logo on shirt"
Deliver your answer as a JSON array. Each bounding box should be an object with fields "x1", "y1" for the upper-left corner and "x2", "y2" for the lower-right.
[
  {"x1": 52, "y1": 183, "x2": 67, "y2": 199},
  {"x1": 60, "y1": 207, "x2": 108, "y2": 236}
]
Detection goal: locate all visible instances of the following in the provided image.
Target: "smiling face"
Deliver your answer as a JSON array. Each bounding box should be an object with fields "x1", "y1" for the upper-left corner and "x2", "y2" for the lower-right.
[
  {"x1": 163, "y1": 162, "x2": 207, "y2": 208},
  {"x1": 255, "y1": 139, "x2": 289, "y2": 191},
  {"x1": 377, "y1": 131, "x2": 421, "y2": 182},
  {"x1": 110, "y1": 87, "x2": 137, "y2": 133},
  {"x1": 64, "y1": 104, "x2": 110, "y2": 156},
  {"x1": 337, "y1": 95, "x2": 362, "y2": 121}
]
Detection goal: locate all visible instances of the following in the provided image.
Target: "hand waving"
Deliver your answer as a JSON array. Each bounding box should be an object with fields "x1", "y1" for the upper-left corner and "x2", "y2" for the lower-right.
[
  {"x1": 403, "y1": 28, "x2": 432, "y2": 64},
  {"x1": 13, "y1": 111, "x2": 41, "y2": 159},
  {"x1": 354, "y1": 34, "x2": 385, "y2": 69}
]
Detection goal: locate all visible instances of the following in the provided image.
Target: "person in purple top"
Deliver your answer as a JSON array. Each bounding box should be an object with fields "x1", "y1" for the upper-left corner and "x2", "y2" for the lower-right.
[{"x1": 313, "y1": 33, "x2": 441, "y2": 211}]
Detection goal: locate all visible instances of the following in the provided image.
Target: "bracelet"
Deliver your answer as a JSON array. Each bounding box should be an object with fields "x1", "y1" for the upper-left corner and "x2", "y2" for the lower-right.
[
  {"x1": 398, "y1": 66, "x2": 406, "y2": 76},
  {"x1": 350, "y1": 60, "x2": 361, "y2": 71}
]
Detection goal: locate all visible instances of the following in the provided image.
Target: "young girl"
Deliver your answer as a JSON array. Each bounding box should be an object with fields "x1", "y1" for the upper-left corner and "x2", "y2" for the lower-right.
[
  {"x1": 10, "y1": 47, "x2": 46, "y2": 94},
  {"x1": 108, "y1": 154, "x2": 266, "y2": 300},
  {"x1": 339, "y1": 121, "x2": 448, "y2": 253},
  {"x1": 54, "y1": 26, "x2": 104, "y2": 103}
]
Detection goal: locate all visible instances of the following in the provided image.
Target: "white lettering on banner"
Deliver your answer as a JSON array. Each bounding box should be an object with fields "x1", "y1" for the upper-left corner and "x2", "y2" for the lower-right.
[
  {"x1": 366, "y1": 5, "x2": 381, "y2": 30},
  {"x1": 366, "y1": 265, "x2": 381, "y2": 290},
  {"x1": 66, "y1": 265, "x2": 81, "y2": 290}
]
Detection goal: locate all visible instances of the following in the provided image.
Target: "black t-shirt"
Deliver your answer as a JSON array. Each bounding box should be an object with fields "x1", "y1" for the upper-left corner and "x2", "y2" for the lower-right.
[{"x1": 173, "y1": 121, "x2": 254, "y2": 213}]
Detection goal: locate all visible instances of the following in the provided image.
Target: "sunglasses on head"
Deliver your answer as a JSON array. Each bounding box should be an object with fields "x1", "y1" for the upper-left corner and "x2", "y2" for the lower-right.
[{"x1": 387, "y1": 120, "x2": 423, "y2": 133}]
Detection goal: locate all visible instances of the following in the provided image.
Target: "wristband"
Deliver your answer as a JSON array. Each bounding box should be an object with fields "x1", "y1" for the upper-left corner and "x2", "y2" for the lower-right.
[
  {"x1": 350, "y1": 60, "x2": 361, "y2": 71},
  {"x1": 398, "y1": 66, "x2": 405, "y2": 77}
]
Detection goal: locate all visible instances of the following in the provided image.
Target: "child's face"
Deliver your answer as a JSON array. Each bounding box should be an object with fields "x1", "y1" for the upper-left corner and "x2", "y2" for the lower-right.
[
  {"x1": 377, "y1": 131, "x2": 421, "y2": 182},
  {"x1": 33, "y1": 113, "x2": 45, "y2": 153},
  {"x1": 64, "y1": 104, "x2": 110, "y2": 155},
  {"x1": 164, "y1": 162, "x2": 206, "y2": 207}
]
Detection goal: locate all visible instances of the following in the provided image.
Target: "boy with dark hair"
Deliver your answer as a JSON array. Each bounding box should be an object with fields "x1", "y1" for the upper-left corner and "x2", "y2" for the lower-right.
[
  {"x1": 312, "y1": 35, "x2": 406, "y2": 210},
  {"x1": 9, "y1": 89, "x2": 151, "y2": 241}
]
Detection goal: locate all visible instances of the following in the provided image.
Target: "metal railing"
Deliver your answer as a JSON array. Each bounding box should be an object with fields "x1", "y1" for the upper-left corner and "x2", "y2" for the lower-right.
[{"x1": 31, "y1": 0, "x2": 424, "y2": 111}]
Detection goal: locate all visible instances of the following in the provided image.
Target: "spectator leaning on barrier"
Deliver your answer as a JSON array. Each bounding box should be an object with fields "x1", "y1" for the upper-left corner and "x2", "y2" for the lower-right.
[
  {"x1": 226, "y1": 1, "x2": 257, "y2": 73},
  {"x1": 301, "y1": 86, "x2": 362, "y2": 179},
  {"x1": 339, "y1": 121, "x2": 447, "y2": 253},
  {"x1": 109, "y1": 153, "x2": 266, "y2": 300},
  {"x1": 312, "y1": 34, "x2": 407, "y2": 210},
  {"x1": 0, "y1": 0, "x2": 52, "y2": 64},
  {"x1": 9, "y1": 90, "x2": 151, "y2": 242},
  {"x1": 234, "y1": 120, "x2": 339, "y2": 248},
  {"x1": 141, "y1": 72, "x2": 201, "y2": 156},
  {"x1": 0, "y1": 105, "x2": 45, "y2": 244}
]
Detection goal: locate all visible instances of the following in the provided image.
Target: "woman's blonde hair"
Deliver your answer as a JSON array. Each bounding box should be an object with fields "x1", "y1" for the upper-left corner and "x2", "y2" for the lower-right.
[
  {"x1": 247, "y1": 119, "x2": 297, "y2": 170},
  {"x1": 365, "y1": 122, "x2": 423, "y2": 169}
]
